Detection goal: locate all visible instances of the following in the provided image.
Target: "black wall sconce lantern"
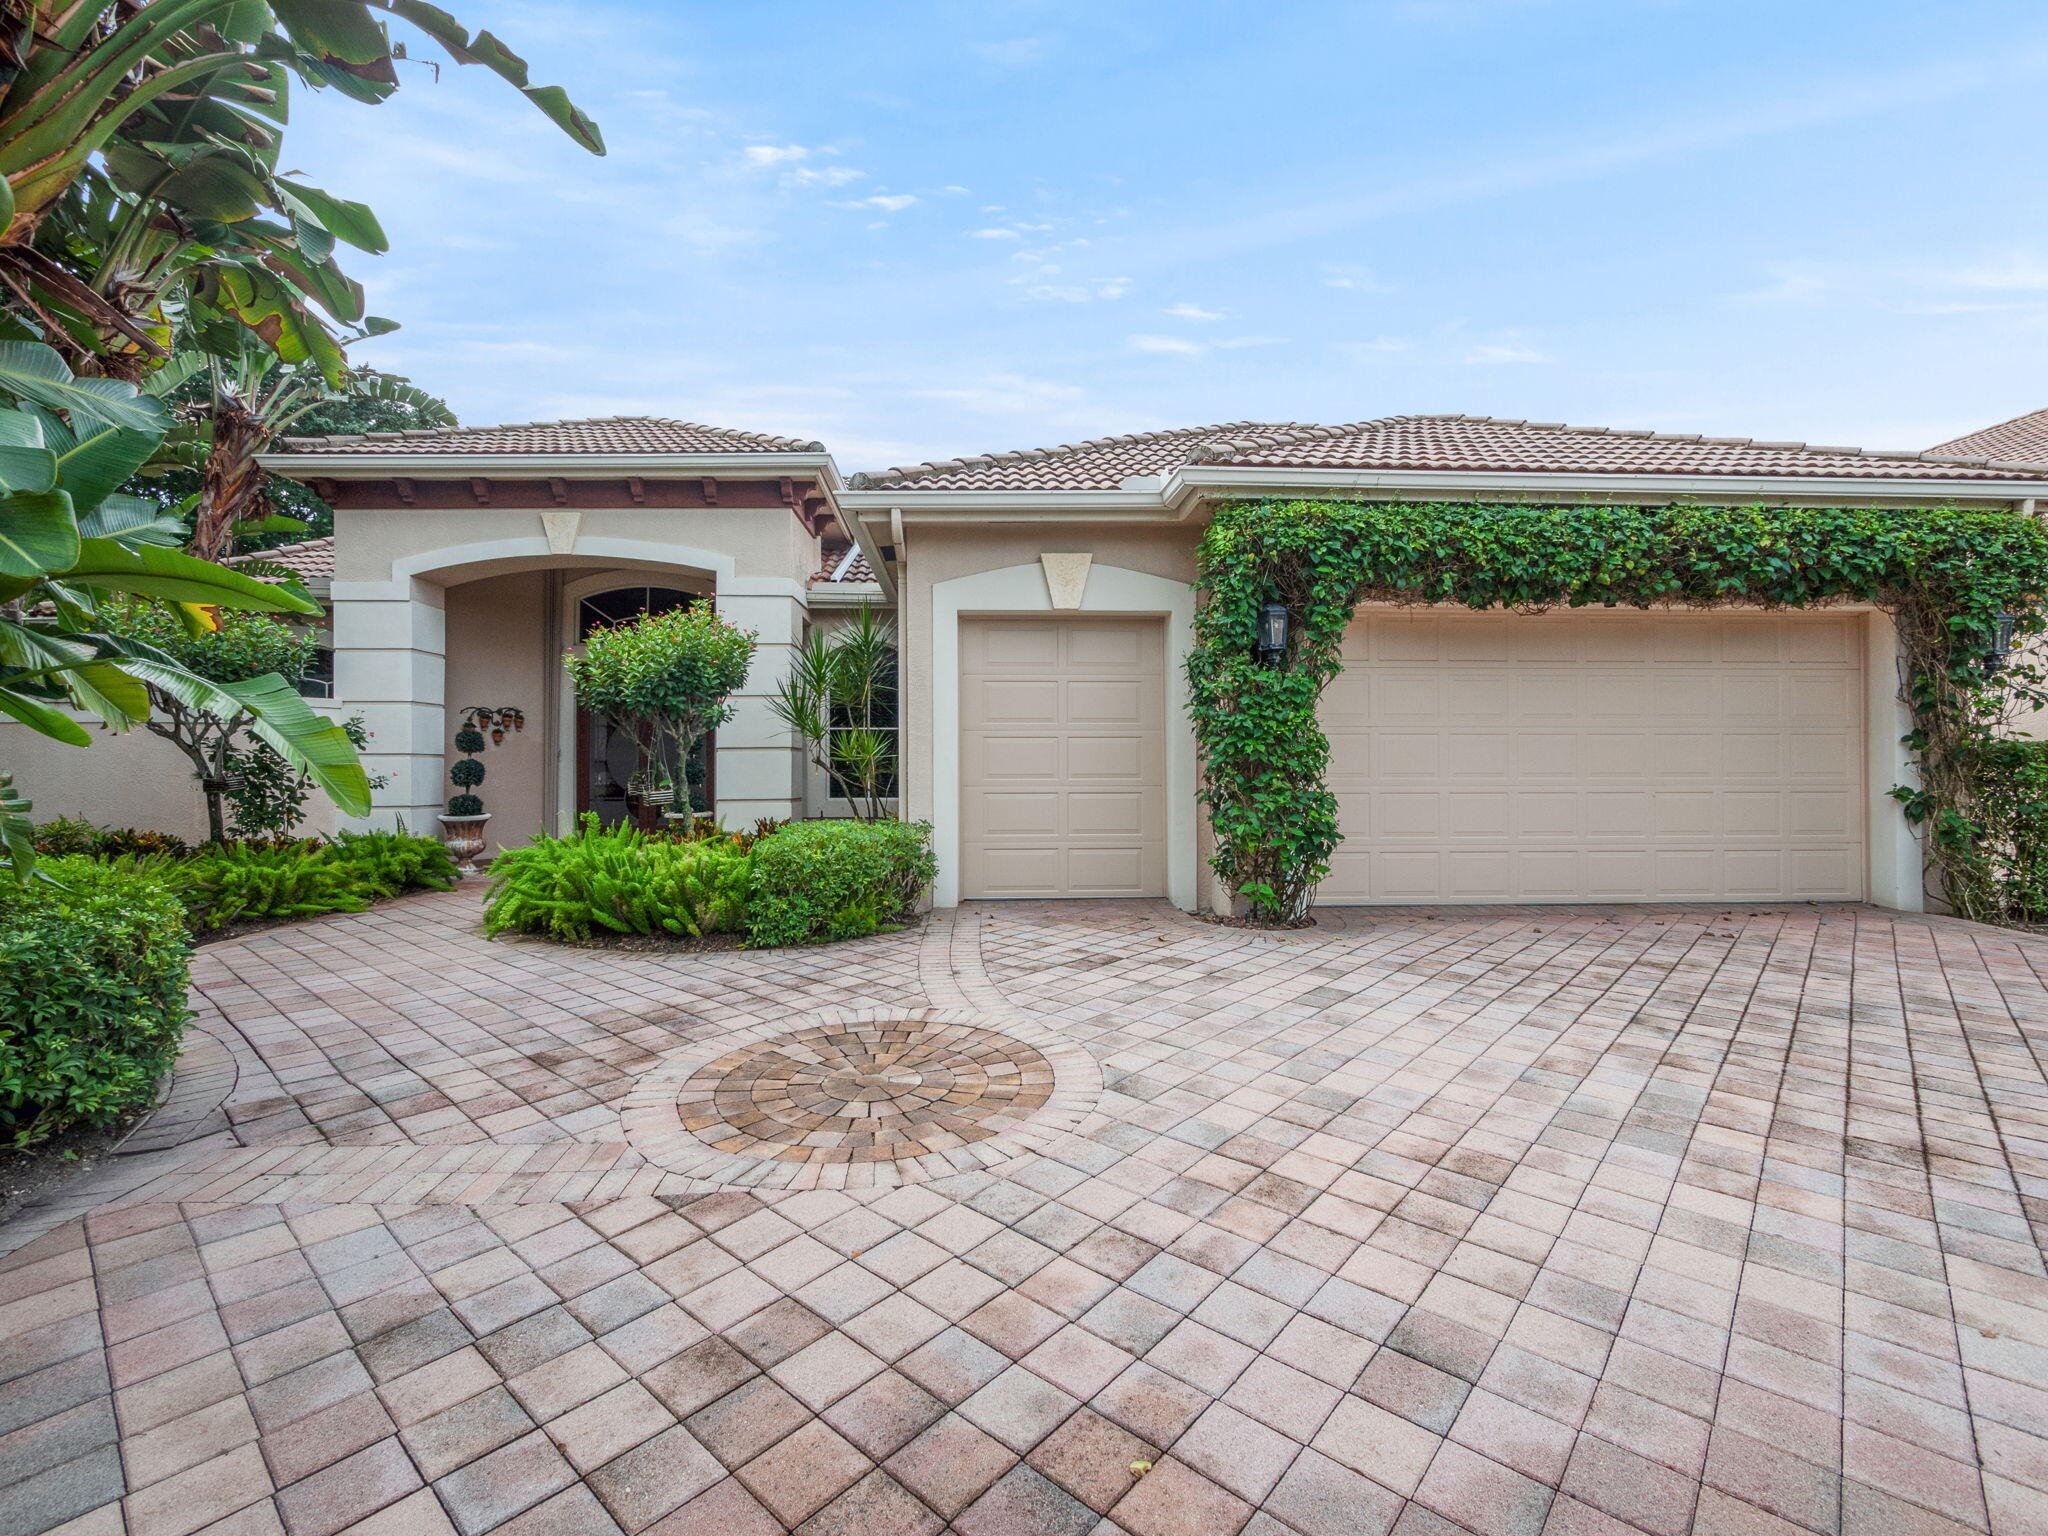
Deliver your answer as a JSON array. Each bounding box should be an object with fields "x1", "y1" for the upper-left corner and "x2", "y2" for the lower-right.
[
  {"x1": 1258, "y1": 601, "x2": 1291, "y2": 666},
  {"x1": 1985, "y1": 611, "x2": 2020, "y2": 675}
]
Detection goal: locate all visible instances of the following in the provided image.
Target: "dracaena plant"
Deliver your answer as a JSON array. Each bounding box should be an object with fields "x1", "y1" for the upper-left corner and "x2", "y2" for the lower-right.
[
  {"x1": 0, "y1": 339, "x2": 370, "y2": 877},
  {"x1": 0, "y1": 0, "x2": 604, "y2": 379}
]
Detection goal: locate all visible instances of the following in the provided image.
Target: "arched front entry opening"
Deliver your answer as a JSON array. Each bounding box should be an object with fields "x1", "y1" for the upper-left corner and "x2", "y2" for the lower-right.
[{"x1": 572, "y1": 584, "x2": 716, "y2": 826}]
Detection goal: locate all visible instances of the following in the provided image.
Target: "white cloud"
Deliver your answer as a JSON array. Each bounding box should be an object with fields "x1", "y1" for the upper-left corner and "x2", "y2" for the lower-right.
[
  {"x1": 742, "y1": 144, "x2": 811, "y2": 167},
  {"x1": 850, "y1": 193, "x2": 920, "y2": 212},
  {"x1": 1217, "y1": 335, "x2": 1288, "y2": 349},
  {"x1": 969, "y1": 227, "x2": 1023, "y2": 239},
  {"x1": 783, "y1": 166, "x2": 865, "y2": 188},
  {"x1": 1165, "y1": 303, "x2": 1225, "y2": 321},
  {"x1": 1024, "y1": 277, "x2": 1130, "y2": 303},
  {"x1": 971, "y1": 38, "x2": 1057, "y2": 66},
  {"x1": 912, "y1": 373, "x2": 1089, "y2": 415},
  {"x1": 1336, "y1": 337, "x2": 1413, "y2": 356},
  {"x1": 1465, "y1": 343, "x2": 1549, "y2": 364},
  {"x1": 1944, "y1": 253, "x2": 2048, "y2": 291},
  {"x1": 1324, "y1": 264, "x2": 1394, "y2": 292},
  {"x1": 1129, "y1": 334, "x2": 1207, "y2": 357}
]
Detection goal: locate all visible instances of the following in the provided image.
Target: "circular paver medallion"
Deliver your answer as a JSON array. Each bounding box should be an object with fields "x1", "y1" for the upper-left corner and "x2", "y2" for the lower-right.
[{"x1": 623, "y1": 1007, "x2": 1100, "y2": 1189}]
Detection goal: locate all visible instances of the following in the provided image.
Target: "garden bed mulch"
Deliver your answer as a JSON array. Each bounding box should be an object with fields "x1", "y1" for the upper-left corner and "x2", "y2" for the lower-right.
[{"x1": 0, "y1": 1110, "x2": 148, "y2": 1228}]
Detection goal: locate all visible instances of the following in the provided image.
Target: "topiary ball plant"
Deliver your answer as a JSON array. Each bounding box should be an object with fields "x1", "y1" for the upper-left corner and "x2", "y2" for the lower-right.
[{"x1": 445, "y1": 706, "x2": 523, "y2": 819}]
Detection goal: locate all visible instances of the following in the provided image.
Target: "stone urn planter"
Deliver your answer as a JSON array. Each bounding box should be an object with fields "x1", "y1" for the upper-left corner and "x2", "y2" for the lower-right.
[{"x1": 438, "y1": 812, "x2": 491, "y2": 878}]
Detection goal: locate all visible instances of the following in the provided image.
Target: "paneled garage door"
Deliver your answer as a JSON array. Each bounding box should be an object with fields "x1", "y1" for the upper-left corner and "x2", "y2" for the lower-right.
[
  {"x1": 960, "y1": 615, "x2": 1167, "y2": 898},
  {"x1": 1320, "y1": 609, "x2": 1866, "y2": 903}
]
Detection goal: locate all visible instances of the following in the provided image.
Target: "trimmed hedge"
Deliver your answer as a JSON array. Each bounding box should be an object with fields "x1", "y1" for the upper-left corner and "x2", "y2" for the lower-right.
[
  {"x1": 744, "y1": 819, "x2": 936, "y2": 948},
  {"x1": 0, "y1": 859, "x2": 192, "y2": 1147}
]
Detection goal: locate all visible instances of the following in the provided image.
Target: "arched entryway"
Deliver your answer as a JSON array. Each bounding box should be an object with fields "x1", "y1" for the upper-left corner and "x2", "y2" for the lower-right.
[{"x1": 573, "y1": 583, "x2": 716, "y2": 826}]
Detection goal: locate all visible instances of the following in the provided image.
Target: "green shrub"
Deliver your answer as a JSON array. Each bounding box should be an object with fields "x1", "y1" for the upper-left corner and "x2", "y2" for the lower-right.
[
  {"x1": 0, "y1": 859, "x2": 192, "y2": 1146},
  {"x1": 326, "y1": 830, "x2": 460, "y2": 900},
  {"x1": 744, "y1": 819, "x2": 936, "y2": 947},
  {"x1": 482, "y1": 816, "x2": 753, "y2": 942},
  {"x1": 133, "y1": 831, "x2": 456, "y2": 934},
  {"x1": 150, "y1": 843, "x2": 371, "y2": 933},
  {"x1": 1967, "y1": 737, "x2": 2048, "y2": 919},
  {"x1": 32, "y1": 819, "x2": 191, "y2": 858},
  {"x1": 31, "y1": 817, "x2": 103, "y2": 856}
]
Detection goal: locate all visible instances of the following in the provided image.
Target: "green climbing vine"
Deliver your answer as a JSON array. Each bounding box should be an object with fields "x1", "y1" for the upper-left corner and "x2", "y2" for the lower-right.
[{"x1": 1189, "y1": 499, "x2": 2048, "y2": 926}]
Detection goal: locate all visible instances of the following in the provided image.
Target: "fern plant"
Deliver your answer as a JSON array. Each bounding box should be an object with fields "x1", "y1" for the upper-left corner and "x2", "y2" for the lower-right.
[{"x1": 483, "y1": 816, "x2": 754, "y2": 942}]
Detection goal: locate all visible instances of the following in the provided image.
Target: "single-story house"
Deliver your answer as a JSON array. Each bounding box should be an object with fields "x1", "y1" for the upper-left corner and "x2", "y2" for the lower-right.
[{"x1": 14, "y1": 408, "x2": 2048, "y2": 912}]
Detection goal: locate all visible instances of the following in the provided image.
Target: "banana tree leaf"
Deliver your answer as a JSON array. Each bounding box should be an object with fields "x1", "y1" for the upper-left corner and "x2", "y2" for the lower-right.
[
  {"x1": 0, "y1": 342, "x2": 167, "y2": 434},
  {"x1": 55, "y1": 425, "x2": 159, "y2": 509},
  {"x1": 124, "y1": 660, "x2": 372, "y2": 817},
  {"x1": 65, "y1": 659, "x2": 148, "y2": 728},
  {"x1": 290, "y1": 213, "x2": 336, "y2": 265},
  {"x1": 0, "y1": 489, "x2": 80, "y2": 578},
  {"x1": 60, "y1": 539, "x2": 320, "y2": 613},
  {"x1": 275, "y1": 180, "x2": 387, "y2": 253},
  {"x1": 77, "y1": 494, "x2": 186, "y2": 548},
  {"x1": 0, "y1": 686, "x2": 91, "y2": 746},
  {"x1": 234, "y1": 516, "x2": 310, "y2": 536},
  {"x1": 378, "y1": 3, "x2": 604, "y2": 153},
  {"x1": 0, "y1": 443, "x2": 57, "y2": 494},
  {"x1": 270, "y1": 0, "x2": 396, "y2": 67}
]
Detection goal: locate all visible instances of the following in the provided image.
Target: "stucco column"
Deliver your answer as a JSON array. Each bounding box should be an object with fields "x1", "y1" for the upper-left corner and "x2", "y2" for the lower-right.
[
  {"x1": 1868, "y1": 609, "x2": 1925, "y2": 912},
  {"x1": 715, "y1": 581, "x2": 806, "y2": 828},
  {"x1": 331, "y1": 576, "x2": 447, "y2": 835}
]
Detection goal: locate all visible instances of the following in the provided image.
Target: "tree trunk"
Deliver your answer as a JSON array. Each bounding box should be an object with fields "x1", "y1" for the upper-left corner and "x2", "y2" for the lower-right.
[{"x1": 191, "y1": 404, "x2": 274, "y2": 563}]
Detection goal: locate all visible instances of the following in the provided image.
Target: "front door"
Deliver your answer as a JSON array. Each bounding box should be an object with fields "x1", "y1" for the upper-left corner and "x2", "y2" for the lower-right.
[{"x1": 573, "y1": 585, "x2": 715, "y2": 827}]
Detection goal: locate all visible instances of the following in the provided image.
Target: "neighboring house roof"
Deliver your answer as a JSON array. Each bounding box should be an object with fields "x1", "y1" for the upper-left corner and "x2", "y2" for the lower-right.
[
  {"x1": 851, "y1": 413, "x2": 2048, "y2": 489},
  {"x1": 847, "y1": 421, "x2": 1298, "y2": 490},
  {"x1": 1926, "y1": 408, "x2": 2048, "y2": 465},
  {"x1": 277, "y1": 415, "x2": 826, "y2": 455},
  {"x1": 810, "y1": 548, "x2": 875, "y2": 585},
  {"x1": 227, "y1": 536, "x2": 334, "y2": 581}
]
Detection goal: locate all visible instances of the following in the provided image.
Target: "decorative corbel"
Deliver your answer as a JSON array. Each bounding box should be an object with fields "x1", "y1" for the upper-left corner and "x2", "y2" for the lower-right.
[
  {"x1": 392, "y1": 477, "x2": 416, "y2": 507},
  {"x1": 469, "y1": 477, "x2": 492, "y2": 506},
  {"x1": 700, "y1": 477, "x2": 719, "y2": 505},
  {"x1": 627, "y1": 477, "x2": 648, "y2": 506},
  {"x1": 547, "y1": 477, "x2": 570, "y2": 507}
]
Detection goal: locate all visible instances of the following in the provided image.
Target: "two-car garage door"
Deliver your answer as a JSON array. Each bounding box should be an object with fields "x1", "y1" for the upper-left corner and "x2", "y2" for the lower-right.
[{"x1": 1320, "y1": 610, "x2": 1866, "y2": 903}]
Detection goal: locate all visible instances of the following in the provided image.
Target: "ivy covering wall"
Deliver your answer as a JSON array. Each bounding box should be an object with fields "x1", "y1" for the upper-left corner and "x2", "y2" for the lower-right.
[{"x1": 1188, "y1": 499, "x2": 2048, "y2": 925}]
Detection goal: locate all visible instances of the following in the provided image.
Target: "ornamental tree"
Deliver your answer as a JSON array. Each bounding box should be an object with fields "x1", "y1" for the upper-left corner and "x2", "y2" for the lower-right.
[
  {"x1": 563, "y1": 606, "x2": 755, "y2": 806},
  {"x1": 97, "y1": 599, "x2": 324, "y2": 843}
]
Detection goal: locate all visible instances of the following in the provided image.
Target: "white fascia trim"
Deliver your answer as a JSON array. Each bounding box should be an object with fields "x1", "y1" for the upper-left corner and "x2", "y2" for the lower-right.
[
  {"x1": 1166, "y1": 464, "x2": 2048, "y2": 506},
  {"x1": 258, "y1": 451, "x2": 843, "y2": 484},
  {"x1": 807, "y1": 583, "x2": 891, "y2": 609},
  {"x1": 839, "y1": 489, "x2": 1169, "y2": 517}
]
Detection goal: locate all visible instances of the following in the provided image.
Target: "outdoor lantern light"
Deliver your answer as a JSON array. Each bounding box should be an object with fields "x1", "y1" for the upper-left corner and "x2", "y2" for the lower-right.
[
  {"x1": 1986, "y1": 610, "x2": 2020, "y2": 674},
  {"x1": 1258, "y1": 601, "x2": 1291, "y2": 665}
]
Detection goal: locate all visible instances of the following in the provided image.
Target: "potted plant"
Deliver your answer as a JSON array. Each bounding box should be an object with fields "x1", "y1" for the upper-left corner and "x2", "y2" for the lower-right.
[{"x1": 440, "y1": 705, "x2": 524, "y2": 875}]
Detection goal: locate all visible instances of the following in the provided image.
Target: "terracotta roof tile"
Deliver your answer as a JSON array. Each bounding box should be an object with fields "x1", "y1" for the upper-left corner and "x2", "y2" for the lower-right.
[
  {"x1": 1927, "y1": 408, "x2": 2048, "y2": 466},
  {"x1": 810, "y1": 548, "x2": 876, "y2": 585},
  {"x1": 278, "y1": 415, "x2": 825, "y2": 456},
  {"x1": 853, "y1": 413, "x2": 2048, "y2": 490},
  {"x1": 846, "y1": 421, "x2": 1298, "y2": 490},
  {"x1": 227, "y1": 536, "x2": 334, "y2": 581},
  {"x1": 1194, "y1": 415, "x2": 2048, "y2": 480}
]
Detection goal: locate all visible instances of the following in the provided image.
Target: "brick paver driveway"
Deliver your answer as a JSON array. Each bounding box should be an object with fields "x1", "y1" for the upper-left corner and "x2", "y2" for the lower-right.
[{"x1": 5, "y1": 894, "x2": 2048, "y2": 1536}]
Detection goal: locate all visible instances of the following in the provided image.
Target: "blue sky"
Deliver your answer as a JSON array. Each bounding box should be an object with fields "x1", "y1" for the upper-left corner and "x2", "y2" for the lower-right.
[{"x1": 286, "y1": 0, "x2": 2048, "y2": 470}]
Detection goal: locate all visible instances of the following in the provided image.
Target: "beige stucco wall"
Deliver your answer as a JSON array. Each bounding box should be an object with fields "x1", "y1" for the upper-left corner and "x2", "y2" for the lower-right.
[
  {"x1": 333, "y1": 503, "x2": 816, "y2": 586},
  {"x1": 3, "y1": 707, "x2": 348, "y2": 843},
  {"x1": 442, "y1": 570, "x2": 552, "y2": 852},
  {"x1": 896, "y1": 522, "x2": 1215, "y2": 907}
]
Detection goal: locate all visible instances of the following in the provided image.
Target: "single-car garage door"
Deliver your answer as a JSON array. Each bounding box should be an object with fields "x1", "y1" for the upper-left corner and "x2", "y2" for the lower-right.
[
  {"x1": 960, "y1": 615, "x2": 1167, "y2": 898},
  {"x1": 1321, "y1": 609, "x2": 1866, "y2": 903}
]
